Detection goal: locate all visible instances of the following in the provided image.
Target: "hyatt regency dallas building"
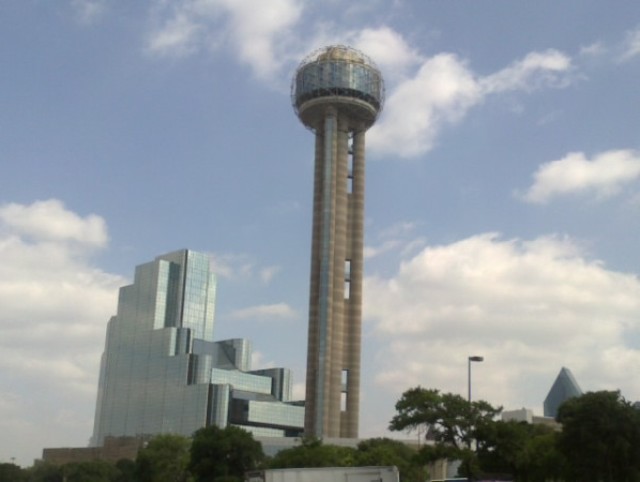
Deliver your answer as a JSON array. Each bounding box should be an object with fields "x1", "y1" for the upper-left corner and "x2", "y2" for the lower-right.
[
  {"x1": 91, "y1": 250, "x2": 303, "y2": 445},
  {"x1": 292, "y1": 45, "x2": 384, "y2": 438}
]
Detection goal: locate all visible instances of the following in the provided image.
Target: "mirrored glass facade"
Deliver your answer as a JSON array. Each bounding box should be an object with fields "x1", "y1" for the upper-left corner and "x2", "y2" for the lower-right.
[{"x1": 91, "y1": 250, "x2": 304, "y2": 446}]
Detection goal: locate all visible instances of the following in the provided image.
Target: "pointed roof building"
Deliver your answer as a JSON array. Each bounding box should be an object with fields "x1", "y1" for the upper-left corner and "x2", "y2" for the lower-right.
[{"x1": 543, "y1": 367, "x2": 583, "y2": 418}]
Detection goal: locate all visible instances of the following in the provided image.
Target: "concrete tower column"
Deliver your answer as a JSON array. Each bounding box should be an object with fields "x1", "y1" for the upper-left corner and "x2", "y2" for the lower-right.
[
  {"x1": 342, "y1": 127, "x2": 365, "y2": 438},
  {"x1": 293, "y1": 45, "x2": 384, "y2": 439}
]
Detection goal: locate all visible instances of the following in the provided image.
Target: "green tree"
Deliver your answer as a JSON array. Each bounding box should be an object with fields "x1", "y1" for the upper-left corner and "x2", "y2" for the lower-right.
[
  {"x1": 268, "y1": 438, "x2": 356, "y2": 469},
  {"x1": 136, "y1": 434, "x2": 192, "y2": 482},
  {"x1": 518, "y1": 428, "x2": 565, "y2": 482},
  {"x1": 476, "y1": 420, "x2": 564, "y2": 481},
  {"x1": 26, "y1": 462, "x2": 63, "y2": 482},
  {"x1": 557, "y1": 390, "x2": 640, "y2": 482},
  {"x1": 355, "y1": 438, "x2": 425, "y2": 482},
  {"x1": 189, "y1": 425, "x2": 264, "y2": 482},
  {"x1": 0, "y1": 462, "x2": 27, "y2": 482},
  {"x1": 389, "y1": 387, "x2": 500, "y2": 479},
  {"x1": 61, "y1": 460, "x2": 119, "y2": 482},
  {"x1": 114, "y1": 459, "x2": 136, "y2": 482}
]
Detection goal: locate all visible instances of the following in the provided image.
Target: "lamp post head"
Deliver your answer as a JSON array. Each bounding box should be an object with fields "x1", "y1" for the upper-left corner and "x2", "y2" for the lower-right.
[{"x1": 469, "y1": 356, "x2": 484, "y2": 362}]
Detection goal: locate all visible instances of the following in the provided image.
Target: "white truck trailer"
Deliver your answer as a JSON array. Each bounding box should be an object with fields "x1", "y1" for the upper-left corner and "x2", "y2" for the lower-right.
[{"x1": 246, "y1": 466, "x2": 400, "y2": 482}]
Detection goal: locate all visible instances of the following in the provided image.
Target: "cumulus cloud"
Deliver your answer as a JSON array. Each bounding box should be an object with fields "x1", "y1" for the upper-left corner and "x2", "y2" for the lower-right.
[
  {"x1": 0, "y1": 199, "x2": 108, "y2": 248},
  {"x1": 146, "y1": 0, "x2": 303, "y2": 79},
  {"x1": 522, "y1": 149, "x2": 640, "y2": 204},
  {"x1": 229, "y1": 302, "x2": 297, "y2": 321},
  {"x1": 368, "y1": 53, "x2": 481, "y2": 158},
  {"x1": 0, "y1": 199, "x2": 125, "y2": 465},
  {"x1": 369, "y1": 49, "x2": 573, "y2": 158},
  {"x1": 364, "y1": 233, "x2": 640, "y2": 415},
  {"x1": 351, "y1": 26, "x2": 422, "y2": 78}
]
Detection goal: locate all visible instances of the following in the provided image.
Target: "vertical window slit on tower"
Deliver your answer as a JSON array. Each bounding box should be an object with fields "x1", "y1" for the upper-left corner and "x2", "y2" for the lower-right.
[
  {"x1": 341, "y1": 369, "x2": 349, "y2": 411},
  {"x1": 347, "y1": 133, "x2": 354, "y2": 193},
  {"x1": 344, "y1": 259, "x2": 351, "y2": 300}
]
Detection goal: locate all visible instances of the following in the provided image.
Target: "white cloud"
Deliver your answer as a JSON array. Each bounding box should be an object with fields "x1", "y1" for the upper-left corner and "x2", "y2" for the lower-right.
[
  {"x1": 0, "y1": 199, "x2": 108, "y2": 248},
  {"x1": 351, "y1": 26, "x2": 422, "y2": 78},
  {"x1": 229, "y1": 302, "x2": 297, "y2": 321},
  {"x1": 208, "y1": 252, "x2": 253, "y2": 279},
  {"x1": 292, "y1": 382, "x2": 306, "y2": 401},
  {"x1": 146, "y1": 12, "x2": 203, "y2": 56},
  {"x1": 522, "y1": 149, "x2": 640, "y2": 204},
  {"x1": 251, "y1": 350, "x2": 275, "y2": 369},
  {"x1": 364, "y1": 239, "x2": 403, "y2": 260},
  {"x1": 208, "y1": 252, "x2": 278, "y2": 281},
  {"x1": 580, "y1": 41, "x2": 606, "y2": 58},
  {"x1": 368, "y1": 53, "x2": 481, "y2": 158},
  {"x1": 369, "y1": 49, "x2": 573, "y2": 159},
  {"x1": 364, "y1": 233, "x2": 640, "y2": 416},
  {"x1": 216, "y1": 0, "x2": 303, "y2": 79},
  {"x1": 70, "y1": 0, "x2": 107, "y2": 25},
  {"x1": 260, "y1": 265, "x2": 282, "y2": 283},
  {"x1": 620, "y1": 25, "x2": 640, "y2": 62},
  {"x1": 0, "y1": 200, "x2": 125, "y2": 465},
  {"x1": 146, "y1": 0, "x2": 303, "y2": 79},
  {"x1": 481, "y1": 49, "x2": 572, "y2": 93},
  {"x1": 365, "y1": 221, "x2": 425, "y2": 260}
]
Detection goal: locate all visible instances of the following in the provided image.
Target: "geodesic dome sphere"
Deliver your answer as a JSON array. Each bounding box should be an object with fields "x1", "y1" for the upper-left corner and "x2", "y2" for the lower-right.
[{"x1": 292, "y1": 45, "x2": 385, "y2": 131}]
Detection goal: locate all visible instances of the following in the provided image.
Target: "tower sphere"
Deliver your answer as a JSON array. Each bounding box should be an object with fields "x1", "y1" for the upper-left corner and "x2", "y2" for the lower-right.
[{"x1": 292, "y1": 45, "x2": 385, "y2": 132}]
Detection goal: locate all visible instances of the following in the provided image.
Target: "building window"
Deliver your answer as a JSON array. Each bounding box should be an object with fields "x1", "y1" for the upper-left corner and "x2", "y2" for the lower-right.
[
  {"x1": 347, "y1": 135, "x2": 354, "y2": 193},
  {"x1": 341, "y1": 369, "x2": 348, "y2": 411},
  {"x1": 344, "y1": 259, "x2": 351, "y2": 299}
]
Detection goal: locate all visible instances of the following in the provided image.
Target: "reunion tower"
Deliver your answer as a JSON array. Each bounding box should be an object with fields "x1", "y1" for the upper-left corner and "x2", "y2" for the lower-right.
[{"x1": 292, "y1": 45, "x2": 384, "y2": 438}]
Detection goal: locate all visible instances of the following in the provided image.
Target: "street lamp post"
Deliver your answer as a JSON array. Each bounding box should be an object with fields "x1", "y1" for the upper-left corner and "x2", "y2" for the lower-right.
[
  {"x1": 466, "y1": 355, "x2": 484, "y2": 482},
  {"x1": 467, "y1": 356, "x2": 484, "y2": 403}
]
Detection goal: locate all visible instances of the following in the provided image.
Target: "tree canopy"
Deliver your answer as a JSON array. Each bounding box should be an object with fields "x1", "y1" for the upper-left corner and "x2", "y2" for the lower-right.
[
  {"x1": 135, "y1": 434, "x2": 191, "y2": 482},
  {"x1": 476, "y1": 420, "x2": 564, "y2": 482},
  {"x1": 62, "y1": 460, "x2": 120, "y2": 482},
  {"x1": 389, "y1": 387, "x2": 501, "y2": 452},
  {"x1": 268, "y1": 438, "x2": 355, "y2": 469},
  {"x1": 0, "y1": 463, "x2": 27, "y2": 482},
  {"x1": 556, "y1": 390, "x2": 640, "y2": 482},
  {"x1": 189, "y1": 425, "x2": 264, "y2": 482},
  {"x1": 354, "y1": 438, "x2": 425, "y2": 482},
  {"x1": 389, "y1": 386, "x2": 640, "y2": 481}
]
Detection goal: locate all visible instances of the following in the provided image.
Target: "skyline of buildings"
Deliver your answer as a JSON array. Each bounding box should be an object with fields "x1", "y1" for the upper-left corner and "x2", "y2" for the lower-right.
[
  {"x1": 292, "y1": 45, "x2": 384, "y2": 439},
  {"x1": 56, "y1": 246, "x2": 612, "y2": 464},
  {"x1": 52, "y1": 44, "x2": 609, "y2": 459}
]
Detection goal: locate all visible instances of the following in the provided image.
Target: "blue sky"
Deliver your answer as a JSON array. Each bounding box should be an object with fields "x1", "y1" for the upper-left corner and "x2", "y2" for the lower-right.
[{"x1": 2, "y1": 0, "x2": 640, "y2": 466}]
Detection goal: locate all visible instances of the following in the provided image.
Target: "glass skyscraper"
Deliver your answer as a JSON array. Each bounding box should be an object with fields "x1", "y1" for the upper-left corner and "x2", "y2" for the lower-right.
[{"x1": 91, "y1": 250, "x2": 303, "y2": 446}]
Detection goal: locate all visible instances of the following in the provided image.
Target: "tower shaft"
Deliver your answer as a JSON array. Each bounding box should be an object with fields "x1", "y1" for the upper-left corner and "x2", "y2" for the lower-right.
[{"x1": 305, "y1": 108, "x2": 365, "y2": 438}]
